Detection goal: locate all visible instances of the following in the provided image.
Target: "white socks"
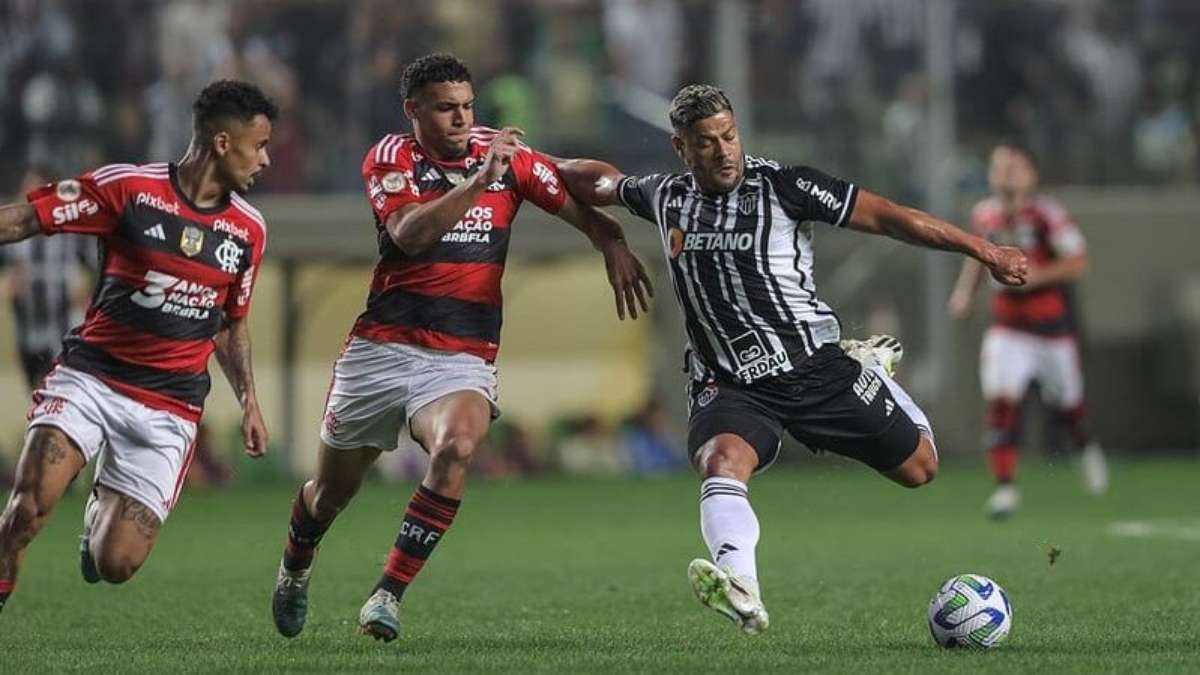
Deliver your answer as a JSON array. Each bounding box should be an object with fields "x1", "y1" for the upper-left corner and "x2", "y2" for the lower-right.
[{"x1": 700, "y1": 477, "x2": 760, "y2": 583}]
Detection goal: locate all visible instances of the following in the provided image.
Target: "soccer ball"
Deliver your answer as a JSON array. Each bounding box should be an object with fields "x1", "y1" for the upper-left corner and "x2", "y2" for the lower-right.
[{"x1": 927, "y1": 574, "x2": 1012, "y2": 649}]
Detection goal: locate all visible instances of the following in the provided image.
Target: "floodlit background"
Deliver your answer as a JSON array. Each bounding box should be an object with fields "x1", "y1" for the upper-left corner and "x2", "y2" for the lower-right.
[{"x1": 1, "y1": 0, "x2": 1198, "y2": 481}]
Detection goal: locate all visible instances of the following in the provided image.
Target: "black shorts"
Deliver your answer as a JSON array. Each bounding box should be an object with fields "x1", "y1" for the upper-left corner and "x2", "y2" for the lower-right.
[{"x1": 686, "y1": 344, "x2": 926, "y2": 472}]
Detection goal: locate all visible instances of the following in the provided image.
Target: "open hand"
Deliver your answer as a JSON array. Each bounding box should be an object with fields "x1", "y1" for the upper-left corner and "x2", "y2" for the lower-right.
[
  {"x1": 603, "y1": 241, "x2": 654, "y2": 320},
  {"x1": 241, "y1": 400, "x2": 269, "y2": 458}
]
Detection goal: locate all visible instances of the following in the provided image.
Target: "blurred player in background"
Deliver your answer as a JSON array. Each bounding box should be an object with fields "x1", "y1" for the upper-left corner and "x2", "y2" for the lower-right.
[
  {"x1": 0, "y1": 80, "x2": 274, "y2": 614},
  {"x1": 555, "y1": 84, "x2": 1027, "y2": 635},
  {"x1": 270, "y1": 53, "x2": 652, "y2": 643},
  {"x1": 1, "y1": 165, "x2": 96, "y2": 390},
  {"x1": 949, "y1": 143, "x2": 1108, "y2": 519}
]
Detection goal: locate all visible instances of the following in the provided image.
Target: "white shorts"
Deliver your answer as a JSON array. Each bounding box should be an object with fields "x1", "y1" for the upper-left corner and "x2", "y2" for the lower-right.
[
  {"x1": 27, "y1": 366, "x2": 198, "y2": 523},
  {"x1": 319, "y1": 337, "x2": 500, "y2": 452},
  {"x1": 980, "y1": 326, "x2": 1084, "y2": 409}
]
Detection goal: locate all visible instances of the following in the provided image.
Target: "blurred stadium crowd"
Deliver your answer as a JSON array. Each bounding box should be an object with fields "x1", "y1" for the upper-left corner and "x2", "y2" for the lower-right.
[
  {"x1": 2, "y1": 0, "x2": 1200, "y2": 483},
  {"x1": 2, "y1": 0, "x2": 1199, "y2": 199}
]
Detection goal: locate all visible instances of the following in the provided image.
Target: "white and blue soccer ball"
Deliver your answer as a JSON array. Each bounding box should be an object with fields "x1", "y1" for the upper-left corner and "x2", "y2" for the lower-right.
[{"x1": 927, "y1": 573, "x2": 1012, "y2": 649}]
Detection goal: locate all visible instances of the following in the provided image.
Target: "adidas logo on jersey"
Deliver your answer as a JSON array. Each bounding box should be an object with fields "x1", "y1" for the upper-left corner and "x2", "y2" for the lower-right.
[
  {"x1": 421, "y1": 169, "x2": 441, "y2": 183},
  {"x1": 666, "y1": 196, "x2": 685, "y2": 209},
  {"x1": 144, "y1": 224, "x2": 167, "y2": 240}
]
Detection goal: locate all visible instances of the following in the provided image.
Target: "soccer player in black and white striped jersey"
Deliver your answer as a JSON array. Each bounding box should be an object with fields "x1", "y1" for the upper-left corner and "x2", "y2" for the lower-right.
[{"x1": 557, "y1": 84, "x2": 1028, "y2": 634}]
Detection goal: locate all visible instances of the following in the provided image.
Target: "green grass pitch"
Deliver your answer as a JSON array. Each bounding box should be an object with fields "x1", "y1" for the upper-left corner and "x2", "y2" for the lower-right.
[{"x1": 1, "y1": 456, "x2": 1197, "y2": 673}]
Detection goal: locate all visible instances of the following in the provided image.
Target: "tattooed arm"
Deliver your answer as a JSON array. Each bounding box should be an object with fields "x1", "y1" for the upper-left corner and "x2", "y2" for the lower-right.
[
  {"x1": 213, "y1": 316, "x2": 268, "y2": 457},
  {"x1": 0, "y1": 204, "x2": 41, "y2": 244}
]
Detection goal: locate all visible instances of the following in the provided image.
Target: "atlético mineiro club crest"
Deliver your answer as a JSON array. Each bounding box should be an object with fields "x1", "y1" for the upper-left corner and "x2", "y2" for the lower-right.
[
  {"x1": 738, "y1": 192, "x2": 757, "y2": 215},
  {"x1": 181, "y1": 225, "x2": 204, "y2": 257}
]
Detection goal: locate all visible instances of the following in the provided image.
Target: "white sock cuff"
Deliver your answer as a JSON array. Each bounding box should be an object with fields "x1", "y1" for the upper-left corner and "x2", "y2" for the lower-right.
[{"x1": 700, "y1": 477, "x2": 749, "y2": 501}]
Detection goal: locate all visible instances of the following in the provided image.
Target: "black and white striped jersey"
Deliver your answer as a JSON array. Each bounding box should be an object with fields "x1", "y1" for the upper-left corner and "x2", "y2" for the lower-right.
[
  {"x1": 618, "y1": 156, "x2": 858, "y2": 384},
  {"x1": 0, "y1": 233, "x2": 95, "y2": 353}
]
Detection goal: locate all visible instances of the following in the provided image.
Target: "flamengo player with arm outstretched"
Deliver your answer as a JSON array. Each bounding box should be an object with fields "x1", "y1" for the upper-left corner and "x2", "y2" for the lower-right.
[
  {"x1": 554, "y1": 84, "x2": 1027, "y2": 635},
  {"x1": 948, "y1": 143, "x2": 1107, "y2": 518},
  {"x1": 270, "y1": 53, "x2": 652, "y2": 643},
  {"x1": 0, "y1": 80, "x2": 275, "y2": 614}
]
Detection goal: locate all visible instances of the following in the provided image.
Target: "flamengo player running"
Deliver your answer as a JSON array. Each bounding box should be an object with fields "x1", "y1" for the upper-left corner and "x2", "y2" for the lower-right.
[
  {"x1": 0, "y1": 80, "x2": 274, "y2": 613},
  {"x1": 555, "y1": 85, "x2": 1028, "y2": 634},
  {"x1": 949, "y1": 143, "x2": 1108, "y2": 518},
  {"x1": 270, "y1": 53, "x2": 651, "y2": 642}
]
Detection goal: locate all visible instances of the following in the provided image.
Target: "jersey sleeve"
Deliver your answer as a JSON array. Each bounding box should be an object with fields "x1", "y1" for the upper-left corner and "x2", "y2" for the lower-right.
[
  {"x1": 513, "y1": 148, "x2": 567, "y2": 215},
  {"x1": 362, "y1": 146, "x2": 421, "y2": 224},
  {"x1": 617, "y1": 174, "x2": 670, "y2": 223},
  {"x1": 224, "y1": 231, "x2": 266, "y2": 319},
  {"x1": 25, "y1": 173, "x2": 123, "y2": 236},
  {"x1": 1039, "y1": 198, "x2": 1086, "y2": 257},
  {"x1": 774, "y1": 165, "x2": 858, "y2": 227}
]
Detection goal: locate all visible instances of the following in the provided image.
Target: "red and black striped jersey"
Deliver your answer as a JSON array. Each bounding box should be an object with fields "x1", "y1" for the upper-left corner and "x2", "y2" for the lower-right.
[
  {"x1": 971, "y1": 195, "x2": 1085, "y2": 336},
  {"x1": 26, "y1": 162, "x2": 267, "y2": 421},
  {"x1": 352, "y1": 127, "x2": 567, "y2": 361}
]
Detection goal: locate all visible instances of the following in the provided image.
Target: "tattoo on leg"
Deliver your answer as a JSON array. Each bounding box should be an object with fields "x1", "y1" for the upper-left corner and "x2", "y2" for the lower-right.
[
  {"x1": 117, "y1": 495, "x2": 161, "y2": 539},
  {"x1": 34, "y1": 434, "x2": 68, "y2": 465}
]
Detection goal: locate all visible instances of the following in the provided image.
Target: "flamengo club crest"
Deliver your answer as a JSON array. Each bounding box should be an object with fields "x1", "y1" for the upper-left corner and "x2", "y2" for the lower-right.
[
  {"x1": 180, "y1": 225, "x2": 204, "y2": 257},
  {"x1": 214, "y1": 239, "x2": 243, "y2": 274}
]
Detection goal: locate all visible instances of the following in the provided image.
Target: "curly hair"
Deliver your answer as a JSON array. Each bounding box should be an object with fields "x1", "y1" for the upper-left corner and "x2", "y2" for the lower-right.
[
  {"x1": 400, "y1": 52, "x2": 472, "y2": 100},
  {"x1": 668, "y1": 84, "x2": 734, "y2": 132},
  {"x1": 192, "y1": 80, "x2": 278, "y2": 137}
]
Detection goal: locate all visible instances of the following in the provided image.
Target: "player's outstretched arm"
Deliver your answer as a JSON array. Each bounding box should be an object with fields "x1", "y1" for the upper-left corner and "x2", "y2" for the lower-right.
[
  {"x1": 0, "y1": 203, "x2": 41, "y2": 244},
  {"x1": 213, "y1": 316, "x2": 268, "y2": 457},
  {"x1": 556, "y1": 192, "x2": 653, "y2": 320},
  {"x1": 387, "y1": 127, "x2": 525, "y2": 256},
  {"x1": 847, "y1": 190, "x2": 1028, "y2": 287},
  {"x1": 554, "y1": 158, "x2": 626, "y2": 208}
]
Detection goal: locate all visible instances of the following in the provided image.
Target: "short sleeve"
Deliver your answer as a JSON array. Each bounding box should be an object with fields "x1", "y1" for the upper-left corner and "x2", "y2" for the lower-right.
[
  {"x1": 26, "y1": 173, "x2": 122, "y2": 236},
  {"x1": 225, "y1": 234, "x2": 265, "y2": 319},
  {"x1": 773, "y1": 165, "x2": 857, "y2": 226},
  {"x1": 617, "y1": 174, "x2": 670, "y2": 223},
  {"x1": 970, "y1": 201, "x2": 997, "y2": 236},
  {"x1": 513, "y1": 148, "x2": 567, "y2": 215},
  {"x1": 362, "y1": 144, "x2": 421, "y2": 223},
  {"x1": 1039, "y1": 198, "x2": 1086, "y2": 257}
]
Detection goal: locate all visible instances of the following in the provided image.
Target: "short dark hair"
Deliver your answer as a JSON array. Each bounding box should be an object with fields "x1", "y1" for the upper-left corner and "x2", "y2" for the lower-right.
[
  {"x1": 192, "y1": 80, "x2": 278, "y2": 138},
  {"x1": 401, "y1": 52, "x2": 472, "y2": 100},
  {"x1": 994, "y1": 139, "x2": 1038, "y2": 167},
  {"x1": 668, "y1": 84, "x2": 734, "y2": 132}
]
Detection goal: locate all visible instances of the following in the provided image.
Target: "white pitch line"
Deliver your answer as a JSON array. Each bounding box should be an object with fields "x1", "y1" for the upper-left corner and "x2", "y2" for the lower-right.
[{"x1": 1108, "y1": 519, "x2": 1200, "y2": 542}]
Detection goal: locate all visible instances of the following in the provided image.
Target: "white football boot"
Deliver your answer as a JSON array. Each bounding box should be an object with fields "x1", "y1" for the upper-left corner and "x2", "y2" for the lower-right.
[
  {"x1": 687, "y1": 558, "x2": 769, "y2": 635},
  {"x1": 985, "y1": 484, "x2": 1021, "y2": 519},
  {"x1": 840, "y1": 334, "x2": 904, "y2": 377},
  {"x1": 1080, "y1": 442, "x2": 1109, "y2": 495},
  {"x1": 358, "y1": 589, "x2": 402, "y2": 642}
]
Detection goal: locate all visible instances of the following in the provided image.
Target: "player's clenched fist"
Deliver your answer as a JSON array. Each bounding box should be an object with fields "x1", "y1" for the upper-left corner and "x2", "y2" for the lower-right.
[
  {"x1": 985, "y1": 245, "x2": 1028, "y2": 286},
  {"x1": 478, "y1": 127, "x2": 524, "y2": 184}
]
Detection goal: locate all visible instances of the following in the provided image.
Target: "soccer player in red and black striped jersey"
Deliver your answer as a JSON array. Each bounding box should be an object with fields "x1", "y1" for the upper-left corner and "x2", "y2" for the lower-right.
[
  {"x1": 949, "y1": 143, "x2": 1108, "y2": 518},
  {"x1": 270, "y1": 53, "x2": 652, "y2": 642},
  {"x1": 0, "y1": 80, "x2": 275, "y2": 615}
]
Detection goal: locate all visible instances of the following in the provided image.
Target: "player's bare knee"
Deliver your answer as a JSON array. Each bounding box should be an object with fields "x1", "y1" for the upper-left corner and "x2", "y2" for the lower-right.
[
  {"x1": 896, "y1": 444, "x2": 938, "y2": 488},
  {"x1": 429, "y1": 435, "x2": 481, "y2": 471},
  {"x1": 696, "y1": 436, "x2": 756, "y2": 482},
  {"x1": 94, "y1": 550, "x2": 143, "y2": 584}
]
